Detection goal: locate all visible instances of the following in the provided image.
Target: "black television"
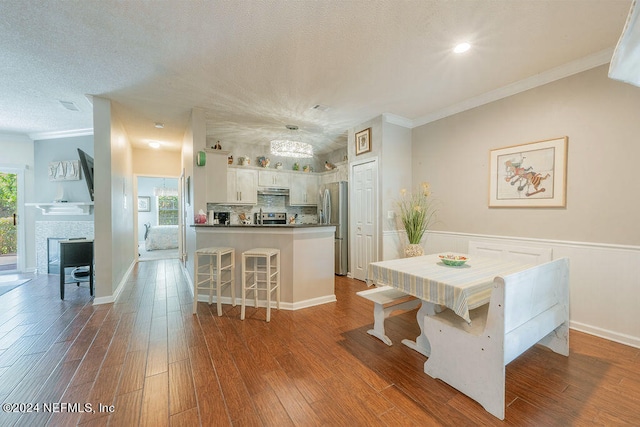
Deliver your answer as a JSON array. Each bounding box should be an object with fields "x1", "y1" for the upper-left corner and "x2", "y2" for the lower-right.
[{"x1": 77, "y1": 148, "x2": 95, "y2": 201}]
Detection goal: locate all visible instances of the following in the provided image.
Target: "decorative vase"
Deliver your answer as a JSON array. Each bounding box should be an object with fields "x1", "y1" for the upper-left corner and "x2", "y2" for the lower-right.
[{"x1": 404, "y1": 243, "x2": 424, "y2": 258}]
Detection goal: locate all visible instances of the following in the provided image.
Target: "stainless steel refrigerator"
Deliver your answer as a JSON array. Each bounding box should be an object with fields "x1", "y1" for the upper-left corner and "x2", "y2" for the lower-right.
[{"x1": 319, "y1": 181, "x2": 348, "y2": 275}]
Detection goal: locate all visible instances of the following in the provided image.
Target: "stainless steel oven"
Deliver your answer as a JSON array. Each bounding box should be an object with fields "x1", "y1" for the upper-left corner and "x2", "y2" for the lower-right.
[{"x1": 255, "y1": 212, "x2": 287, "y2": 225}]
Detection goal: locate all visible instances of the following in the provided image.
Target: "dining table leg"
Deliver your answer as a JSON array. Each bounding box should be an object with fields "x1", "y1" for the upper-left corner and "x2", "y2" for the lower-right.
[{"x1": 401, "y1": 301, "x2": 443, "y2": 357}]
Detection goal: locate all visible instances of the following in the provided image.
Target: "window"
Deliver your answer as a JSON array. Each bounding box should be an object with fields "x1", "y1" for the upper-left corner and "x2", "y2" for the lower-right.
[{"x1": 157, "y1": 196, "x2": 178, "y2": 225}]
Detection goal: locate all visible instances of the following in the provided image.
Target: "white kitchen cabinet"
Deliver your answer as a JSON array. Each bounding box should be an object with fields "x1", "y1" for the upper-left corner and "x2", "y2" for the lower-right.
[
  {"x1": 289, "y1": 173, "x2": 318, "y2": 206},
  {"x1": 227, "y1": 168, "x2": 257, "y2": 204},
  {"x1": 258, "y1": 170, "x2": 290, "y2": 188},
  {"x1": 206, "y1": 151, "x2": 229, "y2": 203},
  {"x1": 319, "y1": 161, "x2": 348, "y2": 185}
]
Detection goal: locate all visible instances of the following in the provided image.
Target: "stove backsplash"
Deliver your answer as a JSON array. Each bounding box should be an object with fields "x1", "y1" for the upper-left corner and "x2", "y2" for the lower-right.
[{"x1": 208, "y1": 194, "x2": 317, "y2": 225}]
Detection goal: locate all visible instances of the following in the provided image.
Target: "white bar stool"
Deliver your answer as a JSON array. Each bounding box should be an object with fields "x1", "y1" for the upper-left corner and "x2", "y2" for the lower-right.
[
  {"x1": 241, "y1": 248, "x2": 280, "y2": 322},
  {"x1": 193, "y1": 247, "x2": 236, "y2": 316}
]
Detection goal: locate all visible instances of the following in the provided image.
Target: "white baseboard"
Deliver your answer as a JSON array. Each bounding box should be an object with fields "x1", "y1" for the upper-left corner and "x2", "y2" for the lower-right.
[
  {"x1": 92, "y1": 260, "x2": 136, "y2": 305},
  {"x1": 570, "y1": 321, "x2": 640, "y2": 349},
  {"x1": 195, "y1": 294, "x2": 337, "y2": 311}
]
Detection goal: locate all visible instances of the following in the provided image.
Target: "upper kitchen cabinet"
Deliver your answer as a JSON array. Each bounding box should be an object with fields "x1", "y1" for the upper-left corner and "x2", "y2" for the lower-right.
[
  {"x1": 206, "y1": 151, "x2": 229, "y2": 203},
  {"x1": 289, "y1": 173, "x2": 318, "y2": 206},
  {"x1": 227, "y1": 167, "x2": 257, "y2": 204},
  {"x1": 258, "y1": 170, "x2": 290, "y2": 188},
  {"x1": 319, "y1": 161, "x2": 348, "y2": 185}
]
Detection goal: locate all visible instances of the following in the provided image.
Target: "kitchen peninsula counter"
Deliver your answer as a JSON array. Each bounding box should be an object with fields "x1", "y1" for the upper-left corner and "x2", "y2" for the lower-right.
[
  {"x1": 192, "y1": 224, "x2": 336, "y2": 310},
  {"x1": 193, "y1": 223, "x2": 330, "y2": 228}
]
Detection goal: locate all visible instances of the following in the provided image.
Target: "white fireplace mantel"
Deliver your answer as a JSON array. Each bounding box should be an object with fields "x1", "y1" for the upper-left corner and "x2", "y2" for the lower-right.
[{"x1": 26, "y1": 202, "x2": 94, "y2": 215}]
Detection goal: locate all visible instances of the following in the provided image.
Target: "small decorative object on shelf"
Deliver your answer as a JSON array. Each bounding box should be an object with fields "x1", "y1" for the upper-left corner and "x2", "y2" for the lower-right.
[
  {"x1": 293, "y1": 162, "x2": 300, "y2": 171},
  {"x1": 258, "y1": 156, "x2": 270, "y2": 168},
  {"x1": 240, "y1": 157, "x2": 250, "y2": 166},
  {"x1": 228, "y1": 155, "x2": 233, "y2": 165},
  {"x1": 325, "y1": 161, "x2": 336, "y2": 170},
  {"x1": 275, "y1": 162, "x2": 283, "y2": 170},
  {"x1": 213, "y1": 140, "x2": 222, "y2": 150},
  {"x1": 303, "y1": 165, "x2": 311, "y2": 172}
]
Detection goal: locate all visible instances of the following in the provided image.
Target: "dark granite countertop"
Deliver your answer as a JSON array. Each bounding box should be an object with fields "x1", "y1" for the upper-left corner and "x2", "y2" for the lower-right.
[{"x1": 192, "y1": 223, "x2": 334, "y2": 229}]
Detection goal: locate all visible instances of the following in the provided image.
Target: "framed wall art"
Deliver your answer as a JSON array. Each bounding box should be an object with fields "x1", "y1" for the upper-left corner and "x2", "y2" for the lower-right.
[
  {"x1": 138, "y1": 196, "x2": 151, "y2": 212},
  {"x1": 488, "y1": 137, "x2": 568, "y2": 208},
  {"x1": 355, "y1": 127, "x2": 371, "y2": 155}
]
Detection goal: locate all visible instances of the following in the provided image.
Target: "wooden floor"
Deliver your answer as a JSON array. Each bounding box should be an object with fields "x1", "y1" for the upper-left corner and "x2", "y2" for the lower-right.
[{"x1": 0, "y1": 259, "x2": 639, "y2": 426}]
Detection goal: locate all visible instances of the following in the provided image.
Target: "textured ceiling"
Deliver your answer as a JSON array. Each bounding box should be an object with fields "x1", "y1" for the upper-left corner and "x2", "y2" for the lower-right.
[{"x1": 0, "y1": 1, "x2": 632, "y2": 153}]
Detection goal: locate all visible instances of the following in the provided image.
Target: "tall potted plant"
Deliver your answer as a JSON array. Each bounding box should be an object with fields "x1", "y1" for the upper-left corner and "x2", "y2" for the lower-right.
[{"x1": 397, "y1": 182, "x2": 436, "y2": 257}]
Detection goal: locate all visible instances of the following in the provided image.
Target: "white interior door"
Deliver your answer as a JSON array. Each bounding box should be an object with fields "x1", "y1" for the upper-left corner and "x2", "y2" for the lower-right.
[{"x1": 351, "y1": 159, "x2": 378, "y2": 282}]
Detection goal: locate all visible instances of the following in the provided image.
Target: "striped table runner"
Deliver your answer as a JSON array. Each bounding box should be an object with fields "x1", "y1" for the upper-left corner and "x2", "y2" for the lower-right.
[{"x1": 367, "y1": 253, "x2": 533, "y2": 323}]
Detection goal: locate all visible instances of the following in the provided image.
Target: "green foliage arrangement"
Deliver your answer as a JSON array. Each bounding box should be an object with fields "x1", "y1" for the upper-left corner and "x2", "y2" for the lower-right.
[{"x1": 397, "y1": 182, "x2": 436, "y2": 245}]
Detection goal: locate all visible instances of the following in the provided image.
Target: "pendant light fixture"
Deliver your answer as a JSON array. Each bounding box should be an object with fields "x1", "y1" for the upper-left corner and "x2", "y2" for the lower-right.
[{"x1": 270, "y1": 125, "x2": 313, "y2": 158}]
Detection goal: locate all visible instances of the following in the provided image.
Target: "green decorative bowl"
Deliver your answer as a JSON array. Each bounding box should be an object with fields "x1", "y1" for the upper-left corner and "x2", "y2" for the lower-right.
[{"x1": 439, "y1": 254, "x2": 468, "y2": 266}]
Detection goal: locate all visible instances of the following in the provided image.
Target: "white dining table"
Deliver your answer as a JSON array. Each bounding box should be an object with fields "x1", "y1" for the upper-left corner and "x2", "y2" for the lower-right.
[{"x1": 366, "y1": 252, "x2": 533, "y2": 356}]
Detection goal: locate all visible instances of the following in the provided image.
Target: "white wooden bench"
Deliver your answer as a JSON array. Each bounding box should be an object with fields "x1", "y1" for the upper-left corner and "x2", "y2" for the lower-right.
[
  {"x1": 423, "y1": 257, "x2": 570, "y2": 420},
  {"x1": 356, "y1": 285, "x2": 421, "y2": 345},
  {"x1": 468, "y1": 240, "x2": 553, "y2": 265},
  {"x1": 359, "y1": 242, "x2": 553, "y2": 347}
]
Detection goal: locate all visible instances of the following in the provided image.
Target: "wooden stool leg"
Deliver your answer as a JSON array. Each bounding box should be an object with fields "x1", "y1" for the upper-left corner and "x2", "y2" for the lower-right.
[
  {"x1": 254, "y1": 257, "x2": 260, "y2": 310},
  {"x1": 241, "y1": 253, "x2": 247, "y2": 320},
  {"x1": 193, "y1": 253, "x2": 200, "y2": 314},
  {"x1": 276, "y1": 252, "x2": 280, "y2": 310},
  {"x1": 230, "y1": 251, "x2": 236, "y2": 307},
  {"x1": 216, "y1": 252, "x2": 223, "y2": 316},
  {"x1": 266, "y1": 255, "x2": 272, "y2": 322}
]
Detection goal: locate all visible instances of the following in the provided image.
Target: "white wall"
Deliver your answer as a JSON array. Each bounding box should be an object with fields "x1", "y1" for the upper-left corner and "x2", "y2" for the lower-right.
[
  {"x1": 33, "y1": 135, "x2": 94, "y2": 219},
  {"x1": 181, "y1": 108, "x2": 205, "y2": 280},
  {"x1": 348, "y1": 115, "x2": 413, "y2": 265},
  {"x1": 411, "y1": 65, "x2": 640, "y2": 348},
  {"x1": 93, "y1": 97, "x2": 135, "y2": 301}
]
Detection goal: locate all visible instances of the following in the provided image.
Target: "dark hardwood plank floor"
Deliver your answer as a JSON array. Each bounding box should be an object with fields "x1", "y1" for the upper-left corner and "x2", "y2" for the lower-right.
[{"x1": 0, "y1": 259, "x2": 638, "y2": 426}]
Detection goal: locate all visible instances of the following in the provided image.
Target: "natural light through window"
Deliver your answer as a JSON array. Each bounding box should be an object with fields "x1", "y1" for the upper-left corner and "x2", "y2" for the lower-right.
[{"x1": 157, "y1": 196, "x2": 178, "y2": 225}]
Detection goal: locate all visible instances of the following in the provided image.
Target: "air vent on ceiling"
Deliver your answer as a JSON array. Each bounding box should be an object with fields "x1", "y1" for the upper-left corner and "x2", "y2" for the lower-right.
[
  {"x1": 59, "y1": 100, "x2": 80, "y2": 111},
  {"x1": 311, "y1": 104, "x2": 330, "y2": 112}
]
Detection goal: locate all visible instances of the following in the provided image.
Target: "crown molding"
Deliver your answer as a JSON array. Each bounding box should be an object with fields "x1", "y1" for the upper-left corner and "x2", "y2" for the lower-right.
[
  {"x1": 382, "y1": 113, "x2": 413, "y2": 128},
  {"x1": 29, "y1": 128, "x2": 94, "y2": 141},
  {"x1": 0, "y1": 132, "x2": 32, "y2": 143},
  {"x1": 412, "y1": 48, "x2": 615, "y2": 128}
]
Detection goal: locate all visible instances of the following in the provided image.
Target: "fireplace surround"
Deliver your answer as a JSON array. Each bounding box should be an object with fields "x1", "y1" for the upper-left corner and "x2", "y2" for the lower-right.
[{"x1": 35, "y1": 221, "x2": 94, "y2": 275}]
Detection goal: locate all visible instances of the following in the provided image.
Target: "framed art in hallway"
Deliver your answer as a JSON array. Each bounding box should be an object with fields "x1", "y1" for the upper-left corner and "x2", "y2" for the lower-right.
[
  {"x1": 489, "y1": 136, "x2": 568, "y2": 208},
  {"x1": 138, "y1": 196, "x2": 150, "y2": 212},
  {"x1": 355, "y1": 128, "x2": 371, "y2": 155}
]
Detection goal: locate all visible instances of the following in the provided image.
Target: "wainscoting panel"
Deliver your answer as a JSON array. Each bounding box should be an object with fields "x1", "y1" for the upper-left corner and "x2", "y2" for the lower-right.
[{"x1": 423, "y1": 230, "x2": 640, "y2": 349}]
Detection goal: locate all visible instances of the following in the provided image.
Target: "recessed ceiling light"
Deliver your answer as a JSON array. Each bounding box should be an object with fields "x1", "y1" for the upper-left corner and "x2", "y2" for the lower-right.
[
  {"x1": 149, "y1": 141, "x2": 160, "y2": 149},
  {"x1": 154, "y1": 122, "x2": 164, "y2": 129},
  {"x1": 453, "y1": 42, "x2": 471, "y2": 54}
]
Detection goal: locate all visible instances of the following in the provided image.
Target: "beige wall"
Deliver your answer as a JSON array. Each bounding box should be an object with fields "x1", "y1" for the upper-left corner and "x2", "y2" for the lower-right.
[
  {"x1": 94, "y1": 97, "x2": 136, "y2": 300},
  {"x1": 412, "y1": 65, "x2": 640, "y2": 246},
  {"x1": 132, "y1": 147, "x2": 181, "y2": 177},
  {"x1": 182, "y1": 108, "x2": 206, "y2": 280}
]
